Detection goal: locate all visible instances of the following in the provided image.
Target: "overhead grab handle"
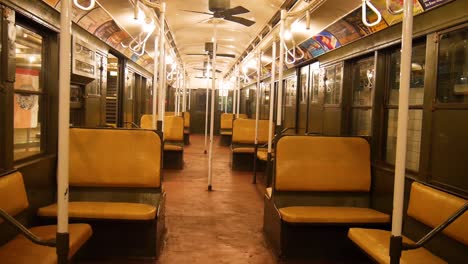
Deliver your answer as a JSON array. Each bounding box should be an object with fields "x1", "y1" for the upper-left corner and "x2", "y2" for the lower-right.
[
  {"x1": 73, "y1": 0, "x2": 96, "y2": 11},
  {"x1": 362, "y1": 0, "x2": 382, "y2": 27}
]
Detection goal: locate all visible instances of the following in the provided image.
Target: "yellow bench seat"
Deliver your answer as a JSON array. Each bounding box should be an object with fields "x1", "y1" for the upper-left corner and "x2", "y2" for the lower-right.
[
  {"x1": 0, "y1": 224, "x2": 92, "y2": 264},
  {"x1": 348, "y1": 228, "x2": 446, "y2": 264},
  {"x1": 279, "y1": 206, "x2": 390, "y2": 224},
  {"x1": 164, "y1": 144, "x2": 183, "y2": 151},
  {"x1": 38, "y1": 202, "x2": 157, "y2": 221},
  {"x1": 256, "y1": 148, "x2": 269, "y2": 161},
  {"x1": 220, "y1": 130, "x2": 232, "y2": 136}
]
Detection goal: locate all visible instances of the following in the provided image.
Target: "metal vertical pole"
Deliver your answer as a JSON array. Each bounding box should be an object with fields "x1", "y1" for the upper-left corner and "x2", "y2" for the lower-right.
[
  {"x1": 188, "y1": 87, "x2": 191, "y2": 110},
  {"x1": 224, "y1": 86, "x2": 228, "y2": 113},
  {"x1": 390, "y1": 1, "x2": 413, "y2": 263},
  {"x1": 253, "y1": 51, "x2": 262, "y2": 184},
  {"x1": 233, "y1": 74, "x2": 237, "y2": 114},
  {"x1": 57, "y1": 0, "x2": 71, "y2": 263},
  {"x1": 152, "y1": 33, "x2": 159, "y2": 129},
  {"x1": 237, "y1": 67, "x2": 241, "y2": 117},
  {"x1": 182, "y1": 68, "x2": 187, "y2": 112},
  {"x1": 157, "y1": 2, "x2": 166, "y2": 131},
  {"x1": 204, "y1": 57, "x2": 210, "y2": 154},
  {"x1": 208, "y1": 22, "x2": 217, "y2": 191},
  {"x1": 268, "y1": 39, "x2": 277, "y2": 155},
  {"x1": 276, "y1": 10, "x2": 286, "y2": 132}
]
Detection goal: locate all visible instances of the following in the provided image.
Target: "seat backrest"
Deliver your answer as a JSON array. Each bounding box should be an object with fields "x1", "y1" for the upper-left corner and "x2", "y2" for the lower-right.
[
  {"x1": 237, "y1": 114, "x2": 248, "y2": 119},
  {"x1": 407, "y1": 182, "x2": 467, "y2": 246},
  {"x1": 164, "y1": 116, "x2": 184, "y2": 141},
  {"x1": 232, "y1": 119, "x2": 272, "y2": 144},
  {"x1": 70, "y1": 128, "x2": 162, "y2": 188},
  {"x1": 0, "y1": 171, "x2": 29, "y2": 221},
  {"x1": 184, "y1": 112, "x2": 190, "y2": 128},
  {"x1": 275, "y1": 136, "x2": 371, "y2": 192},
  {"x1": 221, "y1": 113, "x2": 234, "y2": 130},
  {"x1": 140, "y1": 114, "x2": 154, "y2": 129}
]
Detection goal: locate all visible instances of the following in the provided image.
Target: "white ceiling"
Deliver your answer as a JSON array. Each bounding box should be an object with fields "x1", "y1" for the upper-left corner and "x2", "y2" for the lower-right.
[{"x1": 98, "y1": 0, "x2": 286, "y2": 84}]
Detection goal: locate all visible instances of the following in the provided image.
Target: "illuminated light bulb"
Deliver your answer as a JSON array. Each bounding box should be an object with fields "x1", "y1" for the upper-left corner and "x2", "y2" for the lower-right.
[
  {"x1": 284, "y1": 30, "x2": 292, "y2": 40},
  {"x1": 29, "y1": 56, "x2": 36, "y2": 63},
  {"x1": 143, "y1": 21, "x2": 155, "y2": 33}
]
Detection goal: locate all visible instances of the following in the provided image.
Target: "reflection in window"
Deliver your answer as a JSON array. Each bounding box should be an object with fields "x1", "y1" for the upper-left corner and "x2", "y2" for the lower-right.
[
  {"x1": 324, "y1": 64, "x2": 342, "y2": 105},
  {"x1": 385, "y1": 43, "x2": 426, "y2": 172},
  {"x1": 300, "y1": 66, "x2": 309, "y2": 104},
  {"x1": 351, "y1": 57, "x2": 375, "y2": 136},
  {"x1": 437, "y1": 27, "x2": 468, "y2": 103},
  {"x1": 310, "y1": 68, "x2": 320, "y2": 104},
  {"x1": 14, "y1": 25, "x2": 43, "y2": 160}
]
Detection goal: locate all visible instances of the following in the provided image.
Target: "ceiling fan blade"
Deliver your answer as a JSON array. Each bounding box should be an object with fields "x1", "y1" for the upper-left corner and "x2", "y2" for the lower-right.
[
  {"x1": 187, "y1": 53, "x2": 208, "y2": 56},
  {"x1": 224, "y1": 6, "x2": 250, "y2": 16},
  {"x1": 180, "y1": 9, "x2": 213, "y2": 15},
  {"x1": 224, "y1": 15, "x2": 256, "y2": 27},
  {"x1": 216, "y1": 53, "x2": 236, "y2": 58},
  {"x1": 194, "y1": 68, "x2": 222, "y2": 73},
  {"x1": 195, "y1": 17, "x2": 213, "y2": 25}
]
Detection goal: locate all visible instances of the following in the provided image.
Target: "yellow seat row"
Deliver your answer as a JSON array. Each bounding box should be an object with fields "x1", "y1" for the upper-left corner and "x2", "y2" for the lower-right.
[
  {"x1": 0, "y1": 171, "x2": 92, "y2": 264},
  {"x1": 348, "y1": 182, "x2": 468, "y2": 264},
  {"x1": 263, "y1": 136, "x2": 390, "y2": 259}
]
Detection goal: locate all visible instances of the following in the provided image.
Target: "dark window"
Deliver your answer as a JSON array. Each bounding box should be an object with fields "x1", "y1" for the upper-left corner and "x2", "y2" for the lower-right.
[{"x1": 351, "y1": 56, "x2": 375, "y2": 136}]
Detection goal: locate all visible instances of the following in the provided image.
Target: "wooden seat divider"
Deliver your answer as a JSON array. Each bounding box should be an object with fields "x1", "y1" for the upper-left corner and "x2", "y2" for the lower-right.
[
  {"x1": 348, "y1": 182, "x2": 468, "y2": 264},
  {"x1": 0, "y1": 171, "x2": 92, "y2": 263},
  {"x1": 37, "y1": 128, "x2": 166, "y2": 259},
  {"x1": 231, "y1": 118, "x2": 270, "y2": 171},
  {"x1": 263, "y1": 135, "x2": 390, "y2": 260},
  {"x1": 141, "y1": 114, "x2": 184, "y2": 169}
]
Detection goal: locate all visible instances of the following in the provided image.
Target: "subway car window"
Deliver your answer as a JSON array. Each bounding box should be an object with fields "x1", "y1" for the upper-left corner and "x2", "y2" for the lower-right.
[
  {"x1": 324, "y1": 64, "x2": 342, "y2": 105},
  {"x1": 310, "y1": 67, "x2": 320, "y2": 104},
  {"x1": 437, "y1": 27, "x2": 468, "y2": 104},
  {"x1": 351, "y1": 56, "x2": 375, "y2": 136},
  {"x1": 13, "y1": 25, "x2": 44, "y2": 160},
  {"x1": 385, "y1": 43, "x2": 426, "y2": 172}
]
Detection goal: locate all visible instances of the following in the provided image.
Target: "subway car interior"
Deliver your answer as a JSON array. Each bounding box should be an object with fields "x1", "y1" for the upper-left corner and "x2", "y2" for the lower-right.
[{"x1": 0, "y1": 0, "x2": 467, "y2": 263}]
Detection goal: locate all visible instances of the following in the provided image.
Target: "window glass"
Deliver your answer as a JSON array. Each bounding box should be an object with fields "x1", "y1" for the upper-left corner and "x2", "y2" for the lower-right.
[
  {"x1": 386, "y1": 109, "x2": 423, "y2": 172},
  {"x1": 351, "y1": 109, "x2": 372, "y2": 136},
  {"x1": 310, "y1": 68, "x2": 320, "y2": 104},
  {"x1": 300, "y1": 66, "x2": 309, "y2": 104},
  {"x1": 388, "y1": 43, "x2": 426, "y2": 106},
  {"x1": 352, "y1": 57, "x2": 375, "y2": 106},
  {"x1": 13, "y1": 25, "x2": 43, "y2": 160},
  {"x1": 437, "y1": 27, "x2": 468, "y2": 103},
  {"x1": 324, "y1": 64, "x2": 342, "y2": 105}
]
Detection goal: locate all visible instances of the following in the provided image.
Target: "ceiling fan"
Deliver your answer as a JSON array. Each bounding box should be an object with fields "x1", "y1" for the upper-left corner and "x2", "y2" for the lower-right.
[
  {"x1": 188, "y1": 42, "x2": 236, "y2": 58},
  {"x1": 193, "y1": 61, "x2": 222, "y2": 73},
  {"x1": 182, "y1": 0, "x2": 256, "y2": 27}
]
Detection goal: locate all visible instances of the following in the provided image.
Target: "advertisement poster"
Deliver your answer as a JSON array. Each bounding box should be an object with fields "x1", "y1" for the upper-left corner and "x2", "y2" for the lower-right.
[
  {"x1": 78, "y1": 8, "x2": 113, "y2": 34},
  {"x1": 14, "y1": 69, "x2": 40, "y2": 129},
  {"x1": 95, "y1": 20, "x2": 120, "y2": 42},
  {"x1": 375, "y1": 0, "x2": 424, "y2": 25},
  {"x1": 299, "y1": 38, "x2": 326, "y2": 60},
  {"x1": 325, "y1": 20, "x2": 362, "y2": 45},
  {"x1": 312, "y1": 31, "x2": 341, "y2": 52},
  {"x1": 418, "y1": 0, "x2": 454, "y2": 10},
  {"x1": 344, "y1": 6, "x2": 388, "y2": 36}
]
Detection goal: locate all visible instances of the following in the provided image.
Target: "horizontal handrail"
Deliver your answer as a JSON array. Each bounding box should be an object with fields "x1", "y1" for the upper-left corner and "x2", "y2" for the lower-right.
[
  {"x1": 402, "y1": 202, "x2": 468, "y2": 250},
  {"x1": 0, "y1": 208, "x2": 56, "y2": 247}
]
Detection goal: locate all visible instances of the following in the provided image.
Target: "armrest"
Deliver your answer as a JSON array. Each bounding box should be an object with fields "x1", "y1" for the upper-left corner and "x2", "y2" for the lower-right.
[
  {"x1": 403, "y1": 202, "x2": 468, "y2": 250},
  {"x1": 0, "y1": 208, "x2": 56, "y2": 247}
]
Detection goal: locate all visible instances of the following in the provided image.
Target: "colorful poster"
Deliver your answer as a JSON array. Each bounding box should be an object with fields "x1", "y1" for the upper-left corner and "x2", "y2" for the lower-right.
[
  {"x1": 299, "y1": 38, "x2": 326, "y2": 59},
  {"x1": 417, "y1": 0, "x2": 454, "y2": 10},
  {"x1": 344, "y1": 6, "x2": 389, "y2": 36},
  {"x1": 312, "y1": 31, "x2": 341, "y2": 52},
  {"x1": 374, "y1": 0, "x2": 424, "y2": 26},
  {"x1": 43, "y1": 0, "x2": 60, "y2": 7},
  {"x1": 325, "y1": 20, "x2": 362, "y2": 45},
  {"x1": 78, "y1": 9, "x2": 112, "y2": 33},
  {"x1": 94, "y1": 20, "x2": 120, "y2": 42},
  {"x1": 14, "y1": 69, "x2": 40, "y2": 129},
  {"x1": 107, "y1": 31, "x2": 130, "y2": 48}
]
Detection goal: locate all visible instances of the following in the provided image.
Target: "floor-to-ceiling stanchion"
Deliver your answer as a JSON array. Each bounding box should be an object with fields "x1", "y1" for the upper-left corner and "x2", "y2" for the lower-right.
[
  {"x1": 266, "y1": 38, "x2": 277, "y2": 187},
  {"x1": 232, "y1": 73, "x2": 237, "y2": 115},
  {"x1": 57, "y1": 1, "x2": 71, "y2": 263},
  {"x1": 157, "y1": 2, "x2": 166, "y2": 132},
  {"x1": 390, "y1": 1, "x2": 414, "y2": 263},
  {"x1": 152, "y1": 33, "x2": 159, "y2": 129},
  {"x1": 204, "y1": 57, "x2": 210, "y2": 154},
  {"x1": 182, "y1": 68, "x2": 187, "y2": 112},
  {"x1": 208, "y1": 21, "x2": 218, "y2": 191},
  {"x1": 253, "y1": 51, "x2": 262, "y2": 184},
  {"x1": 276, "y1": 9, "x2": 286, "y2": 133},
  {"x1": 224, "y1": 87, "x2": 228, "y2": 113},
  {"x1": 236, "y1": 66, "x2": 241, "y2": 117}
]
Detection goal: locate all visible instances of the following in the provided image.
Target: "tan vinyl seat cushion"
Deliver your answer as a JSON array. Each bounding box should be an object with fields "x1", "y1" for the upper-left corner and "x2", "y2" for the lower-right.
[
  {"x1": 220, "y1": 130, "x2": 233, "y2": 135},
  {"x1": 232, "y1": 119, "x2": 272, "y2": 145},
  {"x1": 164, "y1": 144, "x2": 183, "y2": 151},
  {"x1": 407, "y1": 182, "x2": 468, "y2": 246},
  {"x1": 184, "y1": 112, "x2": 190, "y2": 128},
  {"x1": 0, "y1": 224, "x2": 92, "y2": 264},
  {"x1": 0, "y1": 171, "x2": 29, "y2": 222},
  {"x1": 275, "y1": 136, "x2": 371, "y2": 192},
  {"x1": 279, "y1": 206, "x2": 390, "y2": 224},
  {"x1": 38, "y1": 202, "x2": 156, "y2": 220},
  {"x1": 221, "y1": 113, "x2": 234, "y2": 130},
  {"x1": 348, "y1": 228, "x2": 446, "y2": 264},
  {"x1": 70, "y1": 128, "x2": 161, "y2": 188},
  {"x1": 164, "y1": 116, "x2": 184, "y2": 141},
  {"x1": 232, "y1": 147, "x2": 255, "y2": 153}
]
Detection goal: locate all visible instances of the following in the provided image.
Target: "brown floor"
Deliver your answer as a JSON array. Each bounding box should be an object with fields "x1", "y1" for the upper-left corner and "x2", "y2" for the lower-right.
[{"x1": 157, "y1": 134, "x2": 276, "y2": 264}]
